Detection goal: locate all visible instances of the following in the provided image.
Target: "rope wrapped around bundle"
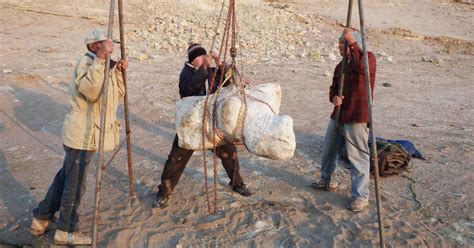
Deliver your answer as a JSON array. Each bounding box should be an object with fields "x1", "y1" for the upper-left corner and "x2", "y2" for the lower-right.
[{"x1": 175, "y1": 80, "x2": 295, "y2": 160}]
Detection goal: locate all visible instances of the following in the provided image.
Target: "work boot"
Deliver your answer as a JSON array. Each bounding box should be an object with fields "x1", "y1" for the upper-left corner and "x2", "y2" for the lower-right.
[
  {"x1": 232, "y1": 183, "x2": 252, "y2": 197},
  {"x1": 351, "y1": 198, "x2": 369, "y2": 212},
  {"x1": 30, "y1": 217, "x2": 56, "y2": 236},
  {"x1": 53, "y1": 230, "x2": 91, "y2": 246},
  {"x1": 311, "y1": 179, "x2": 340, "y2": 192},
  {"x1": 152, "y1": 194, "x2": 169, "y2": 209}
]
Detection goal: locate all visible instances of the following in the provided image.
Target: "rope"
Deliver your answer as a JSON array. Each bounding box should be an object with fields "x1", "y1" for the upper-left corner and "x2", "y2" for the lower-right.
[
  {"x1": 200, "y1": 67, "x2": 228, "y2": 215},
  {"x1": 246, "y1": 95, "x2": 277, "y2": 115},
  {"x1": 200, "y1": 0, "x2": 244, "y2": 215},
  {"x1": 401, "y1": 174, "x2": 424, "y2": 210},
  {"x1": 337, "y1": 127, "x2": 414, "y2": 173},
  {"x1": 210, "y1": 0, "x2": 226, "y2": 52},
  {"x1": 336, "y1": 126, "x2": 371, "y2": 155},
  {"x1": 201, "y1": 69, "x2": 215, "y2": 213},
  {"x1": 102, "y1": 133, "x2": 130, "y2": 170},
  {"x1": 231, "y1": 69, "x2": 248, "y2": 142}
]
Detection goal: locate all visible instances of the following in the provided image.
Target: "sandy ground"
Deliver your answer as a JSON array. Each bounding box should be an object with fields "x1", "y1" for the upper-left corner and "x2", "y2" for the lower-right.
[{"x1": 0, "y1": 0, "x2": 473, "y2": 247}]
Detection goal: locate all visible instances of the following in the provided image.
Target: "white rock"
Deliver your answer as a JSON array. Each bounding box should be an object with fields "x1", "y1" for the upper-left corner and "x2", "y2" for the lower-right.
[
  {"x1": 328, "y1": 53, "x2": 337, "y2": 61},
  {"x1": 311, "y1": 50, "x2": 321, "y2": 61},
  {"x1": 324, "y1": 70, "x2": 331, "y2": 77},
  {"x1": 138, "y1": 53, "x2": 149, "y2": 61},
  {"x1": 176, "y1": 83, "x2": 295, "y2": 160},
  {"x1": 38, "y1": 47, "x2": 53, "y2": 53},
  {"x1": 296, "y1": 14, "x2": 309, "y2": 24},
  {"x1": 2, "y1": 69, "x2": 12, "y2": 74},
  {"x1": 255, "y1": 220, "x2": 269, "y2": 230}
]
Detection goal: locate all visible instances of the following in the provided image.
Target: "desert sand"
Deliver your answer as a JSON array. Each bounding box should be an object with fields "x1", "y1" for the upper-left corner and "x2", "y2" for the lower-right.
[{"x1": 0, "y1": 0, "x2": 473, "y2": 247}]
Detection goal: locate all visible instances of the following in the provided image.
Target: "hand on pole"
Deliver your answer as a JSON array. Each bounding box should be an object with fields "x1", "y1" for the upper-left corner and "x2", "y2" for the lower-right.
[
  {"x1": 332, "y1": 95, "x2": 344, "y2": 106},
  {"x1": 210, "y1": 51, "x2": 223, "y2": 68},
  {"x1": 116, "y1": 59, "x2": 128, "y2": 72}
]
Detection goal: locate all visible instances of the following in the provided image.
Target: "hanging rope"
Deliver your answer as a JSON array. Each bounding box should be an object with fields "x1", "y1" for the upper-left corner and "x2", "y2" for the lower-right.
[
  {"x1": 210, "y1": 0, "x2": 226, "y2": 52},
  {"x1": 200, "y1": 0, "x2": 248, "y2": 215}
]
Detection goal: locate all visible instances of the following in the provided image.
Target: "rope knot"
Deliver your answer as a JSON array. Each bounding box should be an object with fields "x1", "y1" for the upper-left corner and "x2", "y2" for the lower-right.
[{"x1": 230, "y1": 47, "x2": 237, "y2": 58}]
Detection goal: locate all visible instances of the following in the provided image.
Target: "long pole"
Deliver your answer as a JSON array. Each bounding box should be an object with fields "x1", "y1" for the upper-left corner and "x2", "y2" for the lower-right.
[
  {"x1": 118, "y1": 0, "x2": 135, "y2": 197},
  {"x1": 325, "y1": 0, "x2": 353, "y2": 191},
  {"x1": 357, "y1": 0, "x2": 385, "y2": 247},
  {"x1": 92, "y1": 0, "x2": 116, "y2": 247}
]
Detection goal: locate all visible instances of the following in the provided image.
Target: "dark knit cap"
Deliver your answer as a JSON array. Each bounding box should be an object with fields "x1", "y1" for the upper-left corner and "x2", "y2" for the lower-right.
[{"x1": 187, "y1": 43, "x2": 207, "y2": 63}]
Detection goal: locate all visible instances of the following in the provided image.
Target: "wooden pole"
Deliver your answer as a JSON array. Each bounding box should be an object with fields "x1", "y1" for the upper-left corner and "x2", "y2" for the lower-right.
[
  {"x1": 118, "y1": 0, "x2": 135, "y2": 197},
  {"x1": 92, "y1": 0, "x2": 115, "y2": 247},
  {"x1": 357, "y1": 0, "x2": 385, "y2": 247},
  {"x1": 325, "y1": 0, "x2": 353, "y2": 190}
]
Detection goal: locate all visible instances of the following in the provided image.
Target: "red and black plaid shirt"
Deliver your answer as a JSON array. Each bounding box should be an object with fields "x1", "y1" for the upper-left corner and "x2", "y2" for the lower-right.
[{"x1": 329, "y1": 42, "x2": 376, "y2": 124}]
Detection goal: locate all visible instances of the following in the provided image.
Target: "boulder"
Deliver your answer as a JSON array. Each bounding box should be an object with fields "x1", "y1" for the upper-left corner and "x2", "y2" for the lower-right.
[{"x1": 176, "y1": 83, "x2": 295, "y2": 160}]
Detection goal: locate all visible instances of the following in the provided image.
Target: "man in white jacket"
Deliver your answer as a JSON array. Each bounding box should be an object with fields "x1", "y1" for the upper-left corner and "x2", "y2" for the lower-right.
[{"x1": 30, "y1": 29, "x2": 128, "y2": 246}]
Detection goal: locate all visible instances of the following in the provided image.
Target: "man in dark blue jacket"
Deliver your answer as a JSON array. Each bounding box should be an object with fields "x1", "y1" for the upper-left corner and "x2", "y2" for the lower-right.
[{"x1": 152, "y1": 44, "x2": 252, "y2": 209}]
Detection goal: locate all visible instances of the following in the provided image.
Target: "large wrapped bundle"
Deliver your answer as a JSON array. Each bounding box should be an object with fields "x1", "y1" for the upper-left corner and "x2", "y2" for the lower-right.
[{"x1": 176, "y1": 83, "x2": 295, "y2": 160}]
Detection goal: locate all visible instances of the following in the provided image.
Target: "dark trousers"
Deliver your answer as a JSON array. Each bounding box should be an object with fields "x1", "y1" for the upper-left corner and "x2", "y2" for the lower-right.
[
  {"x1": 33, "y1": 145, "x2": 94, "y2": 232},
  {"x1": 158, "y1": 135, "x2": 244, "y2": 197}
]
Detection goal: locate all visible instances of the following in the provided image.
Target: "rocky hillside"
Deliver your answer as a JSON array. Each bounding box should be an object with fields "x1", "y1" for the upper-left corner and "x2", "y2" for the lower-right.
[{"x1": 126, "y1": 2, "x2": 327, "y2": 64}]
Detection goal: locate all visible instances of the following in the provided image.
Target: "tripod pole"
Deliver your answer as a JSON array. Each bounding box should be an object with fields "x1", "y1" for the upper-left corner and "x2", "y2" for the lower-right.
[
  {"x1": 357, "y1": 0, "x2": 385, "y2": 247},
  {"x1": 92, "y1": 0, "x2": 115, "y2": 247},
  {"x1": 117, "y1": 0, "x2": 135, "y2": 197},
  {"x1": 325, "y1": 0, "x2": 353, "y2": 190}
]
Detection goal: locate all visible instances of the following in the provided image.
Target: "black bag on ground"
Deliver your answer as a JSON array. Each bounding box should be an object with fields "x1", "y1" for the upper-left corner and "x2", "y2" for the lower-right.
[{"x1": 371, "y1": 140, "x2": 412, "y2": 177}]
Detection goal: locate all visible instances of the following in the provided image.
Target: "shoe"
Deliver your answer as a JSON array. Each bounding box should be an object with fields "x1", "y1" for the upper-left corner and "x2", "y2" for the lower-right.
[
  {"x1": 53, "y1": 230, "x2": 91, "y2": 246},
  {"x1": 152, "y1": 194, "x2": 169, "y2": 209},
  {"x1": 351, "y1": 198, "x2": 369, "y2": 212},
  {"x1": 232, "y1": 183, "x2": 252, "y2": 197},
  {"x1": 30, "y1": 217, "x2": 56, "y2": 236},
  {"x1": 311, "y1": 179, "x2": 339, "y2": 192}
]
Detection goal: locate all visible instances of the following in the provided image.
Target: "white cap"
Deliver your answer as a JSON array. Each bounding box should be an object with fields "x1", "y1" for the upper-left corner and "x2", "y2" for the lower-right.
[{"x1": 83, "y1": 29, "x2": 108, "y2": 45}]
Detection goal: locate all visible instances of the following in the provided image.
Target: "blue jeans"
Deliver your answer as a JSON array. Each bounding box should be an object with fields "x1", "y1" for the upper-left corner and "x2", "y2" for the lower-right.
[
  {"x1": 33, "y1": 145, "x2": 94, "y2": 232},
  {"x1": 320, "y1": 119, "x2": 370, "y2": 200}
]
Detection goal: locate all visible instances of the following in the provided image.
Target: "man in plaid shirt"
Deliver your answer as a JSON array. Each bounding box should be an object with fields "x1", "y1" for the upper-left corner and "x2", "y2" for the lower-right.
[{"x1": 312, "y1": 28, "x2": 376, "y2": 212}]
